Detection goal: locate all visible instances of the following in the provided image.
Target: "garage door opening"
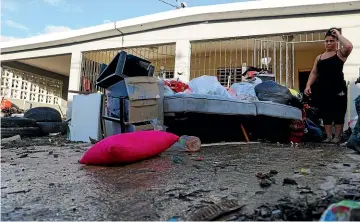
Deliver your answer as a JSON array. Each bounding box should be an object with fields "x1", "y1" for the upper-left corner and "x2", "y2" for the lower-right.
[
  {"x1": 190, "y1": 31, "x2": 326, "y2": 90},
  {"x1": 81, "y1": 44, "x2": 176, "y2": 93}
]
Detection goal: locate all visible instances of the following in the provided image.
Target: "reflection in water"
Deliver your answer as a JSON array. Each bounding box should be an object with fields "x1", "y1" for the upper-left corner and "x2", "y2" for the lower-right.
[{"x1": 84, "y1": 156, "x2": 173, "y2": 191}]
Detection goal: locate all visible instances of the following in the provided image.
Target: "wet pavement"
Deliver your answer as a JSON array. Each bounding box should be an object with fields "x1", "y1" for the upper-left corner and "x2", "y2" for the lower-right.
[{"x1": 1, "y1": 137, "x2": 360, "y2": 221}]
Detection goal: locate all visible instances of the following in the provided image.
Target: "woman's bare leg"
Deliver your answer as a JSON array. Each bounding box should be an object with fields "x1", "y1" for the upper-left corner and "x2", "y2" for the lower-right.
[
  {"x1": 334, "y1": 124, "x2": 343, "y2": 138},
  {"x1": 324, "y1": 125, "x2": 333, "y2": 139}
]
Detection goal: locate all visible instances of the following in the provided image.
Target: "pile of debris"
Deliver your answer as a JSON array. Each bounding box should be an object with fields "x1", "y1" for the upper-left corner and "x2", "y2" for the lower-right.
[{"x1": 1, "y1": 107, "x2": 67, "y2": 139}]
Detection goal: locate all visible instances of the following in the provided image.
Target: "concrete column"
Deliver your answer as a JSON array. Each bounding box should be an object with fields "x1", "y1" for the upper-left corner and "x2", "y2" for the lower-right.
[
  {"x1": 341, "y1": 26, "x2": 360, "y2": 125},
  {"x1": 66, "y1": 51, "x2": 83, "y2": 120},
  {"x1": 174, "y1": 40, "x2": 191, "y2": 83}
]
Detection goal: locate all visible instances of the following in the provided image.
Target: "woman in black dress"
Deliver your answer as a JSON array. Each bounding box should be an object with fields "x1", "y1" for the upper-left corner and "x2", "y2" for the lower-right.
[{"x1": 304, "y1": 28, "x2": 353, "y2": 143}]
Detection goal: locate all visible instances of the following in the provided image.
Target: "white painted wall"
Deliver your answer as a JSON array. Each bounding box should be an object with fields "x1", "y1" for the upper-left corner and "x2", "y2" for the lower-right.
[
  {"x1": 342, "y1": 26, "x2": 360, "y2": 123},
  {"x1": 66, "y1": 51, "x2": 83, "y2": 120},
  {"x1": 174, "y1": 40, "x2": 191, "y2": 82}
]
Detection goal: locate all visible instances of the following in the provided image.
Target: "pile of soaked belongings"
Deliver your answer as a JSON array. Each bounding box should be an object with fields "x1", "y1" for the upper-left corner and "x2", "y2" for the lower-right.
[{"x1": 163, "y1": 75, "x2": 301, "y2": 108}]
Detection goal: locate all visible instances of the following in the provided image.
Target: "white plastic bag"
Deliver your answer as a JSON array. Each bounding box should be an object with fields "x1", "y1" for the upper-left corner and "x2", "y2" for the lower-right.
[
  {"x1": 228, "y1": 82, "x2": 258, "y2": 102},
  {"x1": 188, "y1": 75, "x2": 232, "y2": 98},
  {"x1": 164, "y1": 85, "x2": 175, "y2": 96}
]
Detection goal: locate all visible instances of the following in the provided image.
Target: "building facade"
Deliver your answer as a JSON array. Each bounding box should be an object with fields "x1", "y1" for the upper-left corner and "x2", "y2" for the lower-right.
[{"x1": 1, "y1": 0, "x2": 360, "y2": 120}]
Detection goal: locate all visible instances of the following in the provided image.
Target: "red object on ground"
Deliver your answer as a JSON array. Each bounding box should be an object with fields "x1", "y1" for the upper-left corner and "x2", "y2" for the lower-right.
[
  {"x1": 194, "y1": 156, "x2": 204, "y2": 161},
  {"x1": 164, "y1": 80, "x2": 190, "y2": 93},
  {"x1": 79, "y1": 131, "x2": 179, "y2": 165},
  {"x1": 1, "y1": 99, "x2": 12, "y2": 110},
  {"x1": 289, "y1": 104, "x2": 311, "y2": 143}
]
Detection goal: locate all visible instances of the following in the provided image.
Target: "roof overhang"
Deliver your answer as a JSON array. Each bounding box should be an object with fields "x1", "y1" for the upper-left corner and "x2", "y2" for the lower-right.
[{"x1": 1, "y1": 0, "x2": 359, "y2": 54}]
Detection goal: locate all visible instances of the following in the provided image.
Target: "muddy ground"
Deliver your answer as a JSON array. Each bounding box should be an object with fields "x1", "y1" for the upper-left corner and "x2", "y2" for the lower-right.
[{"x1": 1, "y1": 136, "x2": 360, "y2": 221}]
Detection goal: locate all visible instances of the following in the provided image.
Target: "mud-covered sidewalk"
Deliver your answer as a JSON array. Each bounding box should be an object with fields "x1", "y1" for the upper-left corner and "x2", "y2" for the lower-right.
[{"x1": 1, "y1": 136, "x2": 360, "y2": 221}]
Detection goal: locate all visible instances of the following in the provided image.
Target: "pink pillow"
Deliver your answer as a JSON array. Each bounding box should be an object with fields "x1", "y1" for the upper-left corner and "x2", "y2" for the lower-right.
[{"x1": 79, "y1": 131, "x2": 179, "y2": 165}]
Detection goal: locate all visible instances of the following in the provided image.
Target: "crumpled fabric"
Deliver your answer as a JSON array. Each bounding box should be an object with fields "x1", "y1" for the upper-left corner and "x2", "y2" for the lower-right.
[
  {"x1": 228, "y1": 82, "x2": 258, "y2": 102},
  {"x1": 164, "y1": 80, "x2": 191, "y2": 93}
]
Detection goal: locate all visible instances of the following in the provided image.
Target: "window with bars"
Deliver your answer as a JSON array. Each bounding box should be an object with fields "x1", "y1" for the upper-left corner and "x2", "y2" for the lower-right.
[
  {"x1": 157, "y1": 70, "x2": 175, "y2": 79},
  {"x1": 0, "y1": 67, "x2": 63, "y2": 105}
]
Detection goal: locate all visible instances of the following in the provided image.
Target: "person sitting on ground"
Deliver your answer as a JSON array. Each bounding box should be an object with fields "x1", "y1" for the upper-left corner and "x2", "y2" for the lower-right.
[{"x1": 304, "y1": 28, "x2": 353, "y2": 143}]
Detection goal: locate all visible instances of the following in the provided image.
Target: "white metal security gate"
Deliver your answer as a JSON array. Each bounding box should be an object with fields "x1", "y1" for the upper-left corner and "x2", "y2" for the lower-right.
[
  {"x1": 253, "y1": 38, "x2": 295, "y2": 88},
  {"x1": 80, "y1": 44, "x2": 176, "y2": 93},
  {"x1": 190, "y1": 31, "x2": 326, "y2": 87}
]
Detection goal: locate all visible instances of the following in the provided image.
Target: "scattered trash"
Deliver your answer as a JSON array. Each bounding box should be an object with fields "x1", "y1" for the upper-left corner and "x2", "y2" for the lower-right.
[
  {"x1": 338, "y1": 178, "x2": 351, "y2": 185},
  {"x1": 343, "y1": 163, "x2": 351, "y2": 167},
  {"x1": 320, "y1": 200, "x2": 360, "y2": 221},
  {"x1": 6, "y1": 189, "x2": 31, "y2": 195},
  {"x1": 168, "y1": 216, "x2": 180, "y2": 222},
  {"x1": 300, "y1": 168, "x2": 311, "y2": 175},
  {"x1": 256, "y1": 170, "x2": 277, "y2": 188},
  {"x1": 256, "y1": 170, "x2": 277, "y2": 179},
  {"x1": 193, "y1": 156, "x2": 204, "y2": 161},
  {"x1": 255, "y1": 190, "x2": 265, "y2": 195},
  {"x1": 283, "y1": 178, "x2": 297, "y2": 186},
  {"x1": 89, "y1": 137, "x2": 98, "y2": 144},
  {"x1": 272, "y1": 209, "x2": 281, "y2": 215},
  {"x1": 172, "y1": 155, "x2": 184, "y2": 164},
  {"x1": 1, "y1": 135, "x2": 21, "y2": 144},
  {"x1": 255, "y1": 172, "x2": 267, "y2": 179},
  {"x1": 18, "y1": 154, "x2": 28, "y2": 158},
  {"x1": 177, "y1": 189, "x2": 211, "y2": 201},
  {"x1": 178, "y1": 136, "x2": 201, "y2": 152},
  {"x1": 297, "y1": 185, "x2": 313, "y2": 194},
  {"x1": 167, "y1": 136, "x2": 201, "y2": 152},
  {"x1": 185, "y1": 199, "x2": 244, "y2": 221},
  {"x1": 259, "y1": 178, "x2": 273, "y2": 188},
  {"x1": 353, "y1": 169, "x2": 360, "y2": 173},
  {"x1": 255, "y1": 205, "x2": 272, "y2": 217},
  {"x1": 269, "y1": 170, "x2": 279, "y2": 175}
]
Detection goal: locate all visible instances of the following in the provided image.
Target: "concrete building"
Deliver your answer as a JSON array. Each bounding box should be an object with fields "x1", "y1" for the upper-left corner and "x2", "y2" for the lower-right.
[{"x1": 1, "y1": 0, "x2": 360, "y2": 120}]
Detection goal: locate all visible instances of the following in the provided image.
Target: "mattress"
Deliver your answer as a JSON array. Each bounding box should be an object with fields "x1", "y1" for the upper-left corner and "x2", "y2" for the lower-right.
[
  {"x1": 164, "y1": 93, "x2": 257, "y2": 116},
  {"x1": 164, "y1": 93, "x2": 302, "y2": 120},
  {"x1": 254, "y1": 101, "x2": 302, "y2": 120}
]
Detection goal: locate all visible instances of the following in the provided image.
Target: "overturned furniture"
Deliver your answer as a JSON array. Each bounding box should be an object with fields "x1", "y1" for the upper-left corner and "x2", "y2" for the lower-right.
[{"x1": 97, "y1": 51, "x2": 162, "y2": 137}]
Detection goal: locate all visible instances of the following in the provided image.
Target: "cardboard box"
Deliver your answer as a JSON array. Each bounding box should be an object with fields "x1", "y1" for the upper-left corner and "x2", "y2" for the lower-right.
[
  {"x1": 124, "y1": 99, "x2": 158, "y2": 123},
  {"x1": 124, "y1": 77, "x2": 160, "y2": 100},
  {"x1": 130, "y1": 123, "x2": 154, "y2": 132}
]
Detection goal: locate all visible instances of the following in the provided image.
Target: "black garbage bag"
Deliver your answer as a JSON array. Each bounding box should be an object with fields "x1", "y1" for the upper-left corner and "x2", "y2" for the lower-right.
[
  {"x1": 347, "y1": 95, "x2": 360, "y2": 154},
  {"x1": 254, "y1": 81, "x2": 293, "y2": 105}
]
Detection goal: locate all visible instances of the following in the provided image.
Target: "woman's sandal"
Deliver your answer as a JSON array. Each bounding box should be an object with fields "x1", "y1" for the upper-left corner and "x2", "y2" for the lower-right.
[
  {"x1": 331, "y1": 137, "x2": 340, "y2": 144},
  {"x1": 323, "y1": 137, "x2": 332, "y2": 143}
]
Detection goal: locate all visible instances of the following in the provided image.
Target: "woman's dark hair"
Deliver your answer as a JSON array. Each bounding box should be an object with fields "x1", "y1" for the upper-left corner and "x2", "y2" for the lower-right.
[{"x1": 325, "y1": 27, "x2": 339, "y2": 39}]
